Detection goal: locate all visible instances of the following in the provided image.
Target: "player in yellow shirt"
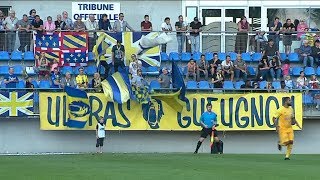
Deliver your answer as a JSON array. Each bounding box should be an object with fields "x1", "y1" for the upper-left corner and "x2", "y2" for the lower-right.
[{"x1": 273, "y1": 97, "x2": 302, "y2": 160}]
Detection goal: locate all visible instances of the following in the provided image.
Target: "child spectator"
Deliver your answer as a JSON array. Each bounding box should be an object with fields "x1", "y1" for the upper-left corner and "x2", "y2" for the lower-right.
[
  {"x1": 284, "y1": 75, "x2": 293, "y2": 90},
  {"x1": 282, "y1": 59, "x2": 290, "y2": 76},
  {"x1": 309, "y1": 75, "x2": 319, "y2": 89},
  {"x1": 51, "y1": 59, "x2": 59, "y2": 73}
]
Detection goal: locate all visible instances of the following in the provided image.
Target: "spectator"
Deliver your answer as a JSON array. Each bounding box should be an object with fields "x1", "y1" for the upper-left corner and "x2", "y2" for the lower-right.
[
  {"x1": 28, "y1": 9, "x2": 36, "y2": 23},
  {"x1": 132, "y1": 69, "x2": 147, "y2": 88},
  {"x1": 3, "y1": 10, "x2": 18, "y2": 53},
  {"x1": 92, "y1": 72, "x2": 102, "y2": 92},
  {"x1": 312, "y1": 40, "x2": 320, "y2": 66},
  {"x1": 189, "y1": 17, "x2": 202, "y2": 53},
  {"x1": 36, "y1": 52, "x2": 50, "y2": 80},
  {"x1": 309, "y1": 74, "x2": 319, "y2": 89},
  {"x1": 296, "y1": 71, "x2": 308, "y2": 89},
  {"x1": 62, "y1": 11, "x2": 73, "y2": 30},
  {"x1": 55, "y1": 14, "x2": 66, "y2": 30},
  {"x1": 98, "y1": 14, "x2": 112, "y2": 31},
  {"x1": 85, "y1": 15, "x2": 98, "y2": 52},
  {"x1": 282, "y1": 59, "x2": 290, "y2": 77},
  {"x1": 3, "y1": 67, "x2": 18, "y2": 88},
  {"x1": 129, "y1": 54, "x2": 142, "y2": 77},
  {"x1": 282, "y1": 18, "x2": 295, "y2": 54},
  {"x1": 25, "y1": 76, "x2": 34, "y2": 92},
  {"x1": 141, "y1": 15, "x2": 152, "y2": 32},
  {"x1": 235, "y1": 16, "x2": 249, "y2": 53},
  {"x1": 73, "y1": 17, "x2": 86, "y2": 32},
  {"x1": 0, "y1": 10, "x2": 5, "y2": 45},
  {"x1": 211, "y1": 67, "x2": 224, "y2": 88},
  {"x1": 268, "y1": 17, "x2": 282, "y2": 49},
  {"x1": 186, "y1": 59, "x2": 196, "y2": 81},
  {"x1": 299, "y1": 40, "x2": 314, "y2": 67},
  {"x1": 284, "y1": 75, "x2": 293, "y2": 90},
  {"x1": 17, "y1": 14, "x2": 31, "y2": 52},
  {"x1": 263, "y1": 39, "x2": 279, "y2": 59},
  {"x1": 158, "y1": 67, "x2": 170, "y2": 88},
  {"x1": 31, "y1": 15, "x2": 43, "y2": 33},
  {"x1": 175, "y1": 15, "x2": 187, "y2": 53},
  {"x1": 113, "y1": 13, "x2": 133, "y2": 32},
  {"x1": 255, "y1": 31, "x2": 267, "y2": 52},
  {"x1": 241, "y1": 80, "x2": 253, "y2": 89},
  {"x1": 44, "y1": 16, "x2": 55, "y2": 32},
  {"x1": 51, "y1": 67, "x2": 61, "y2": 88},
  {"x1": 112, "y1": 40, "x2": 125, "y2": 72},
  {"x1": 61, "y1": 72, "x2": 76, "y2": 88},
  {"x1": 208, "y1": 53, "x2": 221, "y2": 76},
  {"x1": 257, "y1": 56, "x2": 270, "y2": 81},
  {"x1": 269, "y1": 56, "x2": 282, "y2": 81},
  {"x1": 221, "y1": 55, "x2": 234, "y2": 81},
  {"x1": 50, "y1": 59, "x2": 59, "y2": 73},
  {"x1": 160, "y1": 17, "x2": 172, "y2": 53},
  {"x1": 234, "y1": 54, "x2": 247, "y2": 81},
  {"x1": 76, "y1": 67, "x2": 88, "y2": 89},
  {"x1": 297, "y1": 20, "x2": 308, "y2": 40},
  {"x1": 197, "y1": 54, "x2": 208, "y2": 81}
]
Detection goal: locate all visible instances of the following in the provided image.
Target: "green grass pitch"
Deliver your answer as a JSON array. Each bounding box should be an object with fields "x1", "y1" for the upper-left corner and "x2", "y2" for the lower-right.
[{"x1": 0, "y1": 153, "x2": 318, "y2": 180}]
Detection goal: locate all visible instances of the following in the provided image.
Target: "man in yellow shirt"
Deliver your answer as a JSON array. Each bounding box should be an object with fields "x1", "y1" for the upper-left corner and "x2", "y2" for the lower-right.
[
  {"x1": 273, "y1": 97, "x2": 302, "y2": 160},
  {"x1": 76, "y1": 67, "x2": 88, "y2": 89}
]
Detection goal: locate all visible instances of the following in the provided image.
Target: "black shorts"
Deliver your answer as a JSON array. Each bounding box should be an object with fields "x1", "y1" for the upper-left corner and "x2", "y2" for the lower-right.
[
  {"x1": 96, "y1": 138, "x2": 104, "y2": 147},
  {"x1": 200, "y1": 128, "x2": 218, "y2": 138}
]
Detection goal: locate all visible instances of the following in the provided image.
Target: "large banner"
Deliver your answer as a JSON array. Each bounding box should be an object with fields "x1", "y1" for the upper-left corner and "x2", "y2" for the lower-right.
[
  {"x1": 72, "y1": 2, "x2": 120, "y2": 21},
  {"x1": 0, "y1": 92, "x2": 34, "y2": 117},
  {"x1": 40, "y1": 93, "x2": 303, "y2": 131}
]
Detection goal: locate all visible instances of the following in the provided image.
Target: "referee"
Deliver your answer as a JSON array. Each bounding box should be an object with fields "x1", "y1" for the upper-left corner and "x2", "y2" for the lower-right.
[
  {"x1": 96, "y1": 116, "x2": 106, "y2": 154},
  {"x1": 194, "y1": 103, "x2": 220, "y2": 154}
]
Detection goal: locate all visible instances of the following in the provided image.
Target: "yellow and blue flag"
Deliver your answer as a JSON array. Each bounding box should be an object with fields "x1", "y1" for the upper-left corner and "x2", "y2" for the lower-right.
[
  {"x1": 0, "y1": 92, "x2": 34, "y2": 117},
  {"x1": 171, "y1": 62, "x2": 187, "y2": 102},
  {"x1": 93, "y1": 32, "x2": 111, "y2": 67},
  {"x1": 65, "y1": 86, "x2": 90, "y2": 128}
]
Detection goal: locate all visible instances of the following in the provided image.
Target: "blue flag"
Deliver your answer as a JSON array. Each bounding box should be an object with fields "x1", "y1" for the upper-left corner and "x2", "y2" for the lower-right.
[
  {"x1": 65, "y1": 86, "x2": 90, "y2": 128},
  {"x1": 171, "y1": 62, "x2": 187, "y2": 102}
]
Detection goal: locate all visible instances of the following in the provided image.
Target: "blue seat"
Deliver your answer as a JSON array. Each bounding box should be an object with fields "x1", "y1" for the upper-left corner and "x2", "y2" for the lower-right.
[
  {"x1": 160, "y1": 52, "x2": 169, "y2": 62},
  {"x1": 252, "y1": 53, "x2": 262, "y2": 62},
  {"x1": 280, "y1": 53, "x2": 287, "y2": 61},
  {"x1": 186, "y1": 81, "x2": 197, "y2": 89},
  {"x1": 205, "y1": 52, "x2": 213, "y2": 61},
  {"x1": 0, "y1": 65, "x2": 9, "y2": 75},
  {"x1": 23, "y1": 51, "x2": 35, "y2": 61},
  {"x1": 13, "y1": 65, "x2": 23, "y2": 75},
  {"x1": 31, "y1": 80, "x2": 39, "y2": 88},
  {"x1": 292, "y1": 67, "x2": 303, "y2": 76},
  {"x1": 149, "y1": 80, "x2": 161, "y2": 90},
  {"x1": 88, "y1": 52, "x2": 95, "y2": 62},
  {"x1": 288, "y1": 53, "x2": 299, "y2": 62},
  {"x1": 86, "y1": 65, "x2": 97, "y2": 75},
  {"x1": 61, "y1": 66, "x2": 73, "y2": 75},
  {"x1": 304, "y1": 67, "x2": 315, "y2": 76},
  {"x1": 0, "y1": 80, "x2": 5, "y2": 88},
  {"x1": 303, "y1": 94, "x2": 313, "y2": 105},
  {"x1": 11, "y1": 51, "x2": 23, "y2": 61},
  {"x1": 272, "y1": 81, "x2": 281, "y2": 89},
  {"x1": 0, "y1": 51, "x2": 10, "y2": 61},
  {"x1": 199, "y1": 81, "x2": 210, "y2": 89},
  {"x1": 169, "y1": 52, "x2": 179, "y2": 61},
  {"x1": 147, "y1": 66, "x2": 159, "y2": 76},
  {"x1": 241, "y1": 52, "x2": 251, "y2": 62},
  {"x1": 192, "y1": 52, "x2": 202, "y2": 61},
  {"x1": 234, "y1": 81, "x2": 245, "y2": 89},
  {"x1": 218, "y1": 52, "x2": 226, "y2": 61},
  {"x1": 228, "y1": 52, "x2": 237, "y2": 61},
  {"x1": 16, "y1": 80, "x2": 25, "y2": 88},
  {"x1": 223, "y1": 81, "x2": 234, "y2": 89},
  {"x1": 39, "y1": 80, "x2": 51, "y2": 89},
  {"x1": 181, "y1": 52, "x2": 191, "y2": 62},
  {"x1": 259, "y1": 81, "x2": 267, "y2": 89},
  {"x1": 247, "y1": 66, "x2": 256, "y2": 76},
  {"x1": 316, "y1": 67, "x2": 320, "y2": 76}
]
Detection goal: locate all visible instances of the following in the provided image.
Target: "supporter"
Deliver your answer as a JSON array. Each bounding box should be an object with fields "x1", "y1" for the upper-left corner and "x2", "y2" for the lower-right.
[
  {"x1": 31, "y1": 15, "x2": 43, "y2": 33},
  {"x1": 282, "y1": 18, "x2": 295, "y2": 54},
  {"x1": 0, "y1": 10, "x2": 5, "y2": 44},
  {"x1": 129, "y1": 54, "x2": 142, "y2": 77},
  {"x1": 28, "y1": 9, "x2": 36, "y2": 23},
  {"x1": 55, "y1": 14, "x2": 66, "y2": 30},
  {"x1": 25, "y1": 76, "x2": 34, "y2": 92},
  {"x1": 131, "y1": 69, "x2": 147, "y2": 88},
  {"x1": 269, "y1": 56, "x2": 281, "y2": 81},
  {"x1": 263, "y1": 39, "x2": 279, "y2": 59},
  {"x1": 17, "y1": 14, "x2": 31, "y2": 52},
  {"x1": 255, "y1": 31, "x2": 267, "y2": 52},
  {"x1": 112, "y1": 40, "x2": 125, "y2": 72},
  {"x1": 296, "y1": 71, "x2": 308, "y2": 89},
  {"x1": 211, "y1": 67, "x2": 224, "y2": 88},
  {"x1": 73, "y1": 17, "x2": 86, "y2": 32},
  {"x1": 197, "y1": 54, "x2": 208, "y2": 81},
  {"x1": 85, "y1": 15, "x2": 98, "y2": 52},
  {"x1": 309, "y1": 75, "x2": 319, "y2": 89},
  {"x1": 297, "y1": 20, "x2": 308, "y2": 40},
  {"x1": 44, "y1": 16, "x2": 55, "y2": 32},
  {"x1": 51, "y1": 67, "x2": 61, "y2": 88},
  {"x1": 50, "y1": 59, "x2": 59, "y2": 73},
  {"x1": 36, "y1": 52, "x2": 50, "y2": 80},
  {"x1": 221, "y1": 55, "x2": 234, "y2": 81},
  {"x1": 186, "y1": 59, "x2": 196, "y2": 81},
  {"x1": 257, "y1": 56, "x2": 270, "y2": 81},
  {"x1": 234, "y1": 54, "x2": 247, "y2": 81},
  {"x1": 235, "y1": 16, "x2": 249, "y2": 53},
  {"x1": 160, "y1": 17, "x2": 172, "y2": 53},
  {"x1": 92, "y1": 72, "x2": 102, "y2": 92},
  {"x1": 158, "y1": 67, "x2": 170, "y2": 88},
  {"x1": 113, "y1": 13, "x2": 134, "y2": 32},
  {"x1": 76, "y1": 67, "x2": 88, "y2": 89},
  {"x1": 62, "y1": 11, "x2": 73, "y2": 30},
  {"x1": 311, "y1": 40, "x2": 320, "y2": 66},
  {"x1": 284, "y1": 75, "x2": 293, "y2": 90},
  {"x1": 208, "y1": 53, "x2": 221, "y2": 76},
  {"x1": 60, "y1": 72, "x2": 76, "y2": 88},
  {"x1": 175, "y1": 15, "x2": 187, "y2": 54},
  {"x1": 3, "y1": 67, "x2": 18, "y2": 88},
  {"x1": 141, "y1": 15, "x2": 152, "y2": 32},
  {"x1": 282, "y1": 59, "x2": 290, "y2": 77},
  {"x1": 3, "y1": 10, "x2": 18, "y2": 53},
  {"x1": 268, "y1": 17, "x2": 282, "y2": 49},
  {"x1": 98, "y1": 14, "x2": 112, "y2": 31},
  {"x1": 299, "y1": 40, "x2": 314, "y2": 67},
  {"x1": 189, "y1": 17, "x2": 202, "y2": 53}
]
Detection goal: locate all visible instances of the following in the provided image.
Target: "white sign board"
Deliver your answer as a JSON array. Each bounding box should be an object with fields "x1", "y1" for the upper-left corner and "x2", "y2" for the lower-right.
[{"x1": 72, "y1": 2, "x2": 120, "y2": 22}]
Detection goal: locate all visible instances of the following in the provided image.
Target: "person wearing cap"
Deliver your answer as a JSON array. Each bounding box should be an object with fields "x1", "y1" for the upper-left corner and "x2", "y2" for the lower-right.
[
  {"x1": 76, "y1": 67, "x2": 88, "y2": 89},
  {"x1": 299, "y1": 40, "x2": 314, "y2": 67},
  {"x1": 189, "y1": 17, "x2": 202, "y2": 53},
  {"x1": 112, "y1": 40, "x2": 125, "y2": 72},
  {"x1": 17, "y1": 14, "x2": 31, "y2": 52},
  {"x1": 312, "y1": 40, "x2": 320, "y2": 66},
  {"x1": 263, "y1": 39, "x2": 279, "y2": 60},
  {"x1": 158, "y1": 68, "x2": 170, "y2": 88},
  {"x1": 3, "y1": 10, "x2": 18, "y2": 53}
]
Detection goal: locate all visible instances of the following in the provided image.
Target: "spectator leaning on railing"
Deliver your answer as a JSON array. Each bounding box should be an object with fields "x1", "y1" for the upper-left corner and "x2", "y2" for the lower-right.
[
  {"x1": 141, "y1": 15, "x2": 152, "y2": 32},
  {"x1": 113, "y1": 13, "x2": 134, "y2": 32},
  {"x1": 85, "y1": 15, "x2": 98, "y2": 52},
  {"x1": 175, "y1": 15, "x2": 187, "y2": 54},
  {"x1": 62, "y1": 11, "x2": 73, "y2": 30},
  {"x1": 31, "y1": 15, "x2": 43, "y2": 33},
  {"x1": 3, "y1": 10, "x2": 18, "y2": 53},
  {"x1": 17, "y1": 14, "x2": 31, "y2": 52},
  {"x1": 189, "y1": 17, "x2": 202, "y2": 54},
  {"x1": 268, "y1": 17, "x2": 282, "y2": 49},
  {"x1": 44, "y1": 16, "x2": 55, "y2": 32},
  {"x1": 55, "y1": 14, "x2": 66, "y2": 30},
  {"x1": 160, "y1": 17, "x2": 172, "y2": 53},
  {"x1": 28, "y1": 9, "x2": 36, "y2": 24},
  {"x1": 73, "y1": 17, "x2": 86, "y2": 32},
  {"x1": 98, "y1": 14, "x2": 112, "y2": 31}
]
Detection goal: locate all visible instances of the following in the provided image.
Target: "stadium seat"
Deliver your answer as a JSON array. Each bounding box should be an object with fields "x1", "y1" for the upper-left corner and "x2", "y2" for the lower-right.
[
  {"x1": 272, "y1": 81, "x2": 281, "y2": 89},
  {"x1": 192, "y1": 52, "x2": 201, "y2": 61},
  {"x1": 11, "y1": 51, "x2": 23, "y2": 61},
  {"x1": 88, "y1": 52, "x2": 95, "y2": 62},
  {"x1": 16, "y1": 80, "x2": 25, "y2": 88},
  {"x1": 13, "y1": 65, "x2": 23, "y2": 75},
  {"x1": 181, "y1": 52, "x2": 191, "y2": 62},
  {"x1": 0, "y1": 80, "x2": 5, "y2": 88},
  {"x1": 61, "y1": 66, "x2": 73, "y2": 75},
  {"x1": 205, "y1": 52, "x2": 213, "y2": 61},
  {"x1": 252, "y1": 53, "x2": 262, "y2": 62},
  {"x1": 223, "y1": 81, "x2": 234, "y2": 89},
  {"x1": 228, "y1": 52, "x2": 237, "y2": 61},
  {"x1": 199, "y1": 81, "x2": 210, "y2": 89},
  {"x1": 304, "y1": 67, "x2": 315, "y2": 76},
  {"x1": 218, "y1": 52, "x2": 226, "y2": 61},
  {"x1": 39, "y1": 80, "x2": 51, "y2": 89},
  {"x1": 186, "y1": 81, "x2": 198, "y2": 89},
  {"x1": 241, "y1": 52, "x2": 251, "y2": 62},
  {"x1": 169, "y1": 52, "x2": 179, "y2": 61},
  {"x1": 147, "y1": 66, "x2": 159, "y2": 76},
  {"x1": 280, "y1": 53, "x2": 287, "y2": 61},
  {"x1": 303, "y1": 94, "x2": 313, "y2": 105},
  {"x1": 0, "y1": 65, "x2": 9, "y2": 75},
  {"x1": 234, "y1": 81, "x2": 245, "y2": 89},
  {"x1": 0, "y1": 51, "x2": 10, "y2": 61},
  {"x1": 292, "y1": 67, "x2": 303, "y2": 76},
  {"x1": 23, "y1": 51, "x2": 35, "y2": 61},
  {"x1": 160, "y1": 52, "x2": 169, "y2": 62},
  {"x1": 31, "y1": 80, "x2": 39, "y2": 88},
  {"x1": 149, "y1": 80, "x2": 161, "y2": 90},
  {"x1": 259, "y1": 81, "x2": 267, "y2": 89},
  {"x1": 316, "y1": 67, "x2": 320, "y2": 76},
  {"x1": 288, "y1": 53, "x2": 299, "y2": 62},
  {"x1": 247, "y1": 66, "x2": 256, "y2": 76},
  {"x1": 86, "y1": 65, "x2": 97, "y2": 75}
]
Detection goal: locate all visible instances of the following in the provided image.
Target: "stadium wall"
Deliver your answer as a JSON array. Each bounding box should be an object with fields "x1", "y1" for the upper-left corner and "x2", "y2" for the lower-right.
[{"x1": 0, "y1": 118, "x2": 319, "y2": 154}]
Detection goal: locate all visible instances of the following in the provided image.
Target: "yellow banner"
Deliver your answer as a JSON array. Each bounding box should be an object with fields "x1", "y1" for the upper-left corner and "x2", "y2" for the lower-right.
[{"x1": 40, "y1": 93, "x2": 303, "y2": 131}]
